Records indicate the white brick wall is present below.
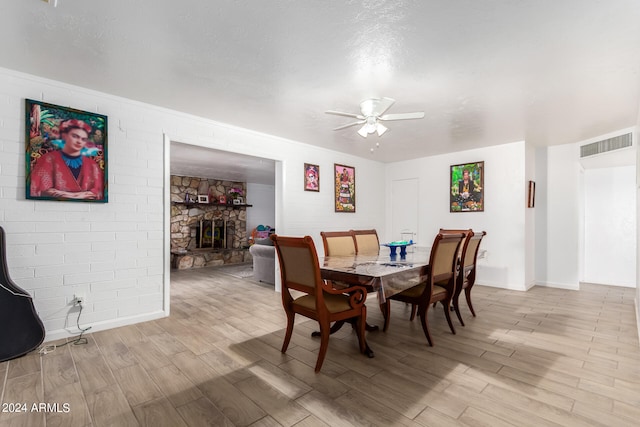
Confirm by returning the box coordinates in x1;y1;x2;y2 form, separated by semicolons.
0;66;387;341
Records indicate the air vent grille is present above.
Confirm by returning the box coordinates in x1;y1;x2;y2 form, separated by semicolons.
580;133;632;157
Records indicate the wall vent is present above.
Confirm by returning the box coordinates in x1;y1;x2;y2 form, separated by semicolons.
580;133;632;158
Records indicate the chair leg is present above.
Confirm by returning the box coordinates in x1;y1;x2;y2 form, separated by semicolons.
315;321;331;372
381;300;391;332
356;307;367;354
281;311;295;353
452;295;465;326
418;304;434;346
465;288;476;317
409;304;417;321
441;300;456;335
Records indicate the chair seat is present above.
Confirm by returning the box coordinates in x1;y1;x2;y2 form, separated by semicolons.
397;282;447;299
293;293;353;313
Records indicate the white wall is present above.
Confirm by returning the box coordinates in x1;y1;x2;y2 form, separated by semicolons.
534;147;549;286
386;141;528;290
278;159;386;256
246;182;275;239
541;143;582;289
542;129;637;290
525;142;536;289
0;67;386;340
583;165;636;287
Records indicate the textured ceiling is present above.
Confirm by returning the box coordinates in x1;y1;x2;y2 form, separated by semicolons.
2;1;640;179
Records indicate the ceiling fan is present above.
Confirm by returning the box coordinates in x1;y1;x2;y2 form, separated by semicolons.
326;97;424;137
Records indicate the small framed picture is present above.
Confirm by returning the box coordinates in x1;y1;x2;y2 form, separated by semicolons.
334;163;355;212
304;163;320;192
218;195;226;204
233;197;243;205
197;195;209;204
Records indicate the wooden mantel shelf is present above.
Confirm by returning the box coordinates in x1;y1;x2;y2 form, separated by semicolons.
172;201;253;208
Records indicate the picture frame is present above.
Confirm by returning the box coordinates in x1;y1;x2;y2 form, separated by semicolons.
233;197;243;205
450;161;484;212
25;99;108;203
334;163;356;212
198;195;209;204
218;195;226;204
304;163;320;192
528;180;535;208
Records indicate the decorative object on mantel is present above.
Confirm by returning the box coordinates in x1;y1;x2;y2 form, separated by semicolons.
25;99;108;203
184;192;196;204
450;161;484;212
228;186;243;200
198;195;209;203
334;163;355;212
233;197;244;205
218;194;226;204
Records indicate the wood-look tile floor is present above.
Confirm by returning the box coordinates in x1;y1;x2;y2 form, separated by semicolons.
1;268;639;426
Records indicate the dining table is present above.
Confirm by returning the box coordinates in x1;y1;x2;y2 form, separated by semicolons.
320;251;429;303
316;251;430;358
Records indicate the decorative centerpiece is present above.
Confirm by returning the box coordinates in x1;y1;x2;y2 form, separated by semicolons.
382;240;414;258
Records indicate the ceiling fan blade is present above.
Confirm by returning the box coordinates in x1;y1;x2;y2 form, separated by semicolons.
379;112;425;121
333;120;365;131
376;123;388;136
374;97;396;116
361;97;396;117
357;124;369;138
325;110;365;119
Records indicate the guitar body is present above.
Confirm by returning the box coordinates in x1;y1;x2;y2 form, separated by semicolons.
0;226;45;362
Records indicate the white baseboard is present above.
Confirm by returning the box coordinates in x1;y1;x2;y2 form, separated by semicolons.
43;310;168;343
636;297;640;348
535;281;580;290
475;282;527;291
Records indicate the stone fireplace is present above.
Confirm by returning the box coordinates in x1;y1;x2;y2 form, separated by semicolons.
170;175;250;269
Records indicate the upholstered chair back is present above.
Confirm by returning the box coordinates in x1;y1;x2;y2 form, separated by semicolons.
352;230;380;255
320;231;356;257
278;244;318;291
429;234;464;282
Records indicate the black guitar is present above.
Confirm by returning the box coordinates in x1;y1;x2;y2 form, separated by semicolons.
0;226;45;362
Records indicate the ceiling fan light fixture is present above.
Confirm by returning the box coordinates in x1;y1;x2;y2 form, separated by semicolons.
326;97;423;139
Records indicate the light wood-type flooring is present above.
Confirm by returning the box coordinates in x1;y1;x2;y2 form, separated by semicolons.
1;267;639;426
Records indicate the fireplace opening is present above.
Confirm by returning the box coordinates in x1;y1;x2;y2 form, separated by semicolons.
196;219;235;249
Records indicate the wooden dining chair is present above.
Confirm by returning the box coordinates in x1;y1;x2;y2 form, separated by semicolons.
440;229;487;325
271;234;368;372
381;232;465;346
351;229;380;255
320;230;356;257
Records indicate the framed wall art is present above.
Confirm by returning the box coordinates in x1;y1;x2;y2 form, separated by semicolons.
198;195;209;204
25;99;108;202
450;161;484;212
528;180;535;208
334;163;355;212
304;163;319;192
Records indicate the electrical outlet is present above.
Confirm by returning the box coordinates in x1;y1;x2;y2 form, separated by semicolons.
73;294;85;305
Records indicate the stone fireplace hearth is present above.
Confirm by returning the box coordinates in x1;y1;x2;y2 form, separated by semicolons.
170;175;250;269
